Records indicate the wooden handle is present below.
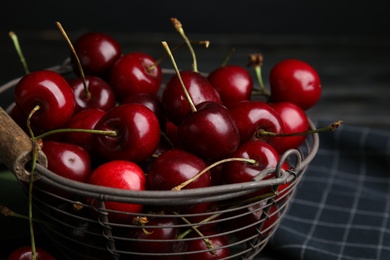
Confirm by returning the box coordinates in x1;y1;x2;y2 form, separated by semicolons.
0;106;47;182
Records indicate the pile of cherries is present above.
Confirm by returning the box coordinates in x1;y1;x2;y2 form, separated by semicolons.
7;22;322;259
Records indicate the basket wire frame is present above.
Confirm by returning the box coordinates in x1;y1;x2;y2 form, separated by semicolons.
1;60;319;259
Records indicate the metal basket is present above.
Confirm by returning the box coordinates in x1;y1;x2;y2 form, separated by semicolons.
0;61;319;260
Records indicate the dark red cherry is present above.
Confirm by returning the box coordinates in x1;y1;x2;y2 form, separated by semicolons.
147;148;211;191
109;52;162;101
207;64;253;108
62;108;106;154
228;100;286;154
269;59;321;110
178;101;240;162
185;228;230;259
162;70;221;126
14;70;76;131
269;101;309;153
93;103;161;163
127;216;186;259
8;246;55;260
122;92;166;131
67;75;116;113
71;31;122;78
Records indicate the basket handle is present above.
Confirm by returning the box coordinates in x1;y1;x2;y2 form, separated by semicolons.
0;107;47;182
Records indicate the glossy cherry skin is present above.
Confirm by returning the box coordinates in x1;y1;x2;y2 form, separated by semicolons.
269;101;309;153
162;70;221;126
37;140;92;199
178;101;240;162
14;70;76;131
207;64;253;108
147;148;211;190
127;216;186;259
121;92;166;131
228;100;286;154
221;140;280;186
67;75;116;113
269;59;321;110
71;31;122;78
109;52;162;101
93;103;160;163
87;160;146;223
185;228;230;259
8;246;55;260
62;108;106;153
42;141;92;183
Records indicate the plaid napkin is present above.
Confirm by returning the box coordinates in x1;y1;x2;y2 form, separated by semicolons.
264;121;390;260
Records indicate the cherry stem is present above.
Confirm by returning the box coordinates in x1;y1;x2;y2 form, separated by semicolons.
148;40;210;73
171;18;199;72
56;21;90;99
220;48;236;67
0;205;51;226
27;105;40;139
257;120;343;138
175;213;216;255
162;41;197;113
248;53;270;97
9;31;30;74
34;128;118;140
172;157;257;191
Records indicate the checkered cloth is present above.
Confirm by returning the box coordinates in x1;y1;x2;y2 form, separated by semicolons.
264;121;390;260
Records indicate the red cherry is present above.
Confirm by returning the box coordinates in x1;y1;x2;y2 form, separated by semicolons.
228;100;286;154
178;101;240;162
185;228;230;259
42;141;91;183
269;59;321;110
93;103;161;162
147;148;211;190
183;201;221;231
121;92;166;131
14;70;76;131
87;160;146;223
162;70;221;126
8;246;55;260
127;216;186;259
207;64;253;108
221;140;280;187
37;140;91;199
67;75;116;113
269;101;309;153
62;108;106;153
71;31;122;78
109;52;162;101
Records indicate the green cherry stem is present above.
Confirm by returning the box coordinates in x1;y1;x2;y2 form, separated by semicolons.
172;157;257;191
162;40;197;113
56;21;90;99
34;128;118;140
9;31;30;74
175;213;216;255
257;120;343;138
148;40;210;73
171;18;199;72
248;53;270;97
220;47;236;67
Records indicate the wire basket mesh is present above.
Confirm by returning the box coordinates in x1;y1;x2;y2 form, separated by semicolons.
0;61;319;259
